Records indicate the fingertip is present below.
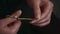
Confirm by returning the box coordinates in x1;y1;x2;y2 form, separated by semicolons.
16;10;22;16
18;10;22;15
30;18;39;23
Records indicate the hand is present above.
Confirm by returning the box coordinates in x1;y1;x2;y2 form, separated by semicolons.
27;0;54;27
0;10;22;34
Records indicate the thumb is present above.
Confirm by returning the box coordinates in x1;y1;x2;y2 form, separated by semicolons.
30;2;41;23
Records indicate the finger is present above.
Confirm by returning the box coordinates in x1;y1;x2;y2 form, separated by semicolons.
37;5;53;24
34;2;53;26
30;2;41;23
10;10;22;18
41;1;53;19
0;10;22;27
31;19;51;27
33;0;41;19
39;19;51;27
9;20;21;33
30;7;41;23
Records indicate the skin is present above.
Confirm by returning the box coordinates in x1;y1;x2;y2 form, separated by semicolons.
0;0;54;34
27;0;54;27
0;10;22;34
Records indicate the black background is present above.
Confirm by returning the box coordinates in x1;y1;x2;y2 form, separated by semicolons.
51;0;60;19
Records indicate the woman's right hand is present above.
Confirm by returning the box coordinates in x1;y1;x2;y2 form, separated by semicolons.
0;10;22;34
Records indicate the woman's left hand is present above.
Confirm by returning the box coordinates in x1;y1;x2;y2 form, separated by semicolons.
27;0;54;27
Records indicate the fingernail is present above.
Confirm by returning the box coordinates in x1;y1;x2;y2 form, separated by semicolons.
19;10;22;14
30;20;36;23
30;20;33;23
30;18;37;23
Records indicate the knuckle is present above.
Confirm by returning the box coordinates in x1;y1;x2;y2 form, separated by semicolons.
51;3;54;7
49;1;54;8
51;3;54;8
